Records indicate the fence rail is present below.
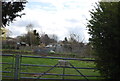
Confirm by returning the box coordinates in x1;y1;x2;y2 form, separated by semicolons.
2;54;95;61
2;63;97;69
1;54;103;80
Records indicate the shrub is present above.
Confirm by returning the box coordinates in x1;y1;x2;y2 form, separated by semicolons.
87;2;120;80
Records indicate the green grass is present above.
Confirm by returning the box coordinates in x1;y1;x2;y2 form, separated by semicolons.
2;54;101;80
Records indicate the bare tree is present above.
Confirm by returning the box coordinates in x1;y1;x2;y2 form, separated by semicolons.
49;34;58;43
26;24;33;32
26;24;33;47
68;31;85;43
40;34;50;46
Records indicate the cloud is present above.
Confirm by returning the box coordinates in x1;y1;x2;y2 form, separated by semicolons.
7;0;99;43
6;25;27;37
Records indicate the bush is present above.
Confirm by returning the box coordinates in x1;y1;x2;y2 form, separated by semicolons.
2;45;15;49
87;2;120;80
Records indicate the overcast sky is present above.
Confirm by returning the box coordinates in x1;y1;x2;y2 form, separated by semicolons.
6;0;99;43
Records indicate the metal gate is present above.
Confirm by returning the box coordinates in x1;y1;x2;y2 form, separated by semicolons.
1;54;104;81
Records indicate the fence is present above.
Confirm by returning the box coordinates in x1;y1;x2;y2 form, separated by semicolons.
1;54;103;81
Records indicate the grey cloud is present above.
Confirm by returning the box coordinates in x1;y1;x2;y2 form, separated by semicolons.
11;20;40;28
66;19;80;23
67;26;86;34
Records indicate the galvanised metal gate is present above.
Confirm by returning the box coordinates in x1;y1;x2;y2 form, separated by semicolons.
1;54;104;81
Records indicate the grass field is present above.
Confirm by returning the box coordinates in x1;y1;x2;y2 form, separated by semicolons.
2;54;101;80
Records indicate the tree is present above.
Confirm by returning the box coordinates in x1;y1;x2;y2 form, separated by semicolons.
33;30;40;45
19;24;40;46
19;30;40;46
64;37;68;42
62;37;68;44
2;2;26;27
49;34;58;43
26;24;33;32
68;33;80;43
25;24;34;46
41;34;50;46
87;2;120;80
1;2;26;37
0;27;12;40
